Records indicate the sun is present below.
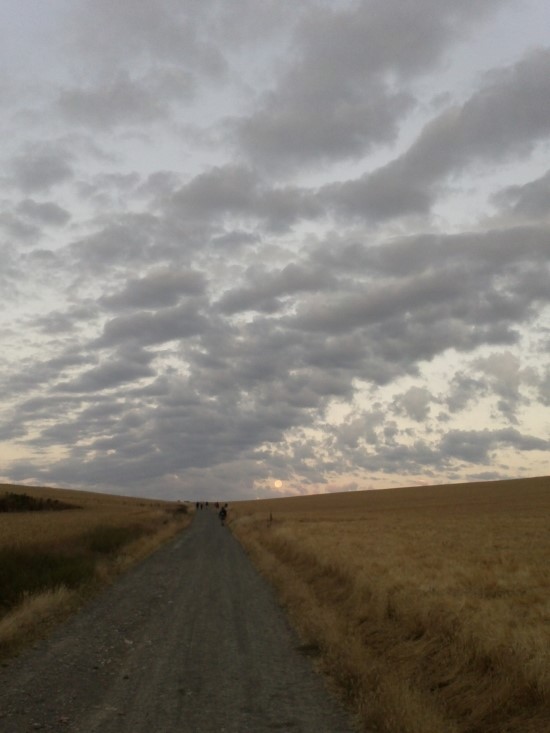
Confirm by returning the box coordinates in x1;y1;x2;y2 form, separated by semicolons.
274;479;283;488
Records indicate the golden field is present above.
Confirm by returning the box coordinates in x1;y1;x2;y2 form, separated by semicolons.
0;483;184;550
231;476;550;733
0;483;191;658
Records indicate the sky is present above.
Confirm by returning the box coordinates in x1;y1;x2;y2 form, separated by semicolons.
0;0;549;501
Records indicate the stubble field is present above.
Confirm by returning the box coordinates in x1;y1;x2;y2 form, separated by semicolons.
231;476;550;733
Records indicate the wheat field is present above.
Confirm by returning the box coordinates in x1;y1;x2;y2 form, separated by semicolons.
0;483;183;550
231;476;550;733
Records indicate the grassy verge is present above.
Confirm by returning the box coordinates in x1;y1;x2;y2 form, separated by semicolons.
231;478;550;733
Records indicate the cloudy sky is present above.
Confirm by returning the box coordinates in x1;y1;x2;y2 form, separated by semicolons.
1;0;549;501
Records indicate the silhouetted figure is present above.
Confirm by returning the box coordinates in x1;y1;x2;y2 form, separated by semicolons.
219;506;227;526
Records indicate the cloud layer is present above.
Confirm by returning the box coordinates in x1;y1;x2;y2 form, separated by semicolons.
0;0;548;499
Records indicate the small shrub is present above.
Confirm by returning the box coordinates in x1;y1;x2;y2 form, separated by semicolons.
0;492;79;513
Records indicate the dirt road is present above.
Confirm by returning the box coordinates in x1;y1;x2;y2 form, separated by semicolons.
0;510;357;732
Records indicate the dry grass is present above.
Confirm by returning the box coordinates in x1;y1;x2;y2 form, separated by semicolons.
0;587;82;659
0;483;191;659
231;476;550;733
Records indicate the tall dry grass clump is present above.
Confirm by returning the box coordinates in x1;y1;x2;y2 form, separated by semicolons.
0;483;191;659
232;477;550;733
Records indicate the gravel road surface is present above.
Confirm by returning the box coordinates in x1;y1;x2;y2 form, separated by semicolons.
0;509;357;732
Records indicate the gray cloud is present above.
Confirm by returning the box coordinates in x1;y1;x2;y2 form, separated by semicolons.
57;350;156;393
16;199;71;226
0;213;40;242
493;169;550;221
540;367;550;406
472;351;526;423
445;373;488;414
440;427;548;464
392;386;433;422
68;0;227;77
101;268;207;311
138;171;182;202
170;164;321;231
0;243;23;296
216;262;336;314
234;0;503;169
235;80;413;172
68;213;160;273
10;145;74;192
324;48;550;220
97;303;209;348
58;69;194;130
325;418;548;479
